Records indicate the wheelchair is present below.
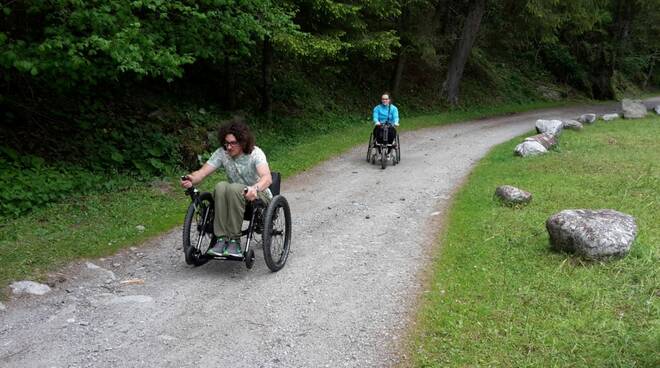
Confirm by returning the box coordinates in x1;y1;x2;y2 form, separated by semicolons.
366;123;400;169
181;172;292;272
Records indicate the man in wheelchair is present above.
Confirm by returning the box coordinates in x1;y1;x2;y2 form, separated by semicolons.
372;92;400;154
181;119;272;257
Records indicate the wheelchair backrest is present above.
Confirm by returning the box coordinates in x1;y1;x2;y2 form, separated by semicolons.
269;172;281;196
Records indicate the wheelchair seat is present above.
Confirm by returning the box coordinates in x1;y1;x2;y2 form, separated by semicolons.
269;172;281;196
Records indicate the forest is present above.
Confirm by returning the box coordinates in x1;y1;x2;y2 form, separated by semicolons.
1;0;659;217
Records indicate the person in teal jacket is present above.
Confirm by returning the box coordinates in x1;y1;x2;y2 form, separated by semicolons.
372;92;399;150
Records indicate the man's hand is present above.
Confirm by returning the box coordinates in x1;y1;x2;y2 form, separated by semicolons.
375;122;382;126
244;186;258;201
181;175;193;189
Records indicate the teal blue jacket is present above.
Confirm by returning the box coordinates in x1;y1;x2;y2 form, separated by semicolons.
372;104;399;125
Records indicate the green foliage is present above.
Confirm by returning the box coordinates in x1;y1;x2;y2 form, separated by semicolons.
0;0;297;87
0;147;134;218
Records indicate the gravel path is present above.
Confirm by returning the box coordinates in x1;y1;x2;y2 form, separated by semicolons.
2;99;659;368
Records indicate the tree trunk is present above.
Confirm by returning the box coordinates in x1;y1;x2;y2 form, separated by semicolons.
222;56;236;110
260;36;274;119
391;51;406;97
441;0;486;106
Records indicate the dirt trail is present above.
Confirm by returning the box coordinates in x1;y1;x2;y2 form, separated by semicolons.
2;98;659;368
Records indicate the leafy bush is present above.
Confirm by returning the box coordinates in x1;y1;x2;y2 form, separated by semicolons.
0;146;134;218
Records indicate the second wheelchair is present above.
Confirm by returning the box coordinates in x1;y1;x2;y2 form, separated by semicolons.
366;123;400;169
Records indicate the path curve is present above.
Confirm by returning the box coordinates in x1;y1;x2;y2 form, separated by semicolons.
2;98;659;367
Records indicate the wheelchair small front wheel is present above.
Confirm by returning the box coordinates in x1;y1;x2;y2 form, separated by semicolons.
262;195;292;272
245;248;255;269
396;135;401;163
366;132;374;162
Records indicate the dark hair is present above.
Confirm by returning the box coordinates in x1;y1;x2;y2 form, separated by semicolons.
218;117;255;154
381;92;392;101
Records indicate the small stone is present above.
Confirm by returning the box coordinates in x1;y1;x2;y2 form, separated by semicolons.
524;133;557;149
578;113;597;124
535;119;563;136
136;225;146;232
621;99;647;119
67;318;75;323
430;211;441;216
602;113;620;121
86;262;101;270
365;215;370;219
562;119;583;130
495;185;532;206
654;105;660;114
106;295;153;305
78;321;90;326
119;279;145;285
112;263;121;268
514;141;547;157
0;302;6;311
10;281;51;296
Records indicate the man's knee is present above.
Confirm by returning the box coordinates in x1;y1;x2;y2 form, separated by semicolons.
214;181;229;195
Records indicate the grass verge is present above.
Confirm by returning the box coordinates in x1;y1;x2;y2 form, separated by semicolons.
410;115;659;367
0;99;585;294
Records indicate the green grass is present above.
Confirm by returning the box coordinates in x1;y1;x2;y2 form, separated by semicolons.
411;115;660;367
0;99;586;295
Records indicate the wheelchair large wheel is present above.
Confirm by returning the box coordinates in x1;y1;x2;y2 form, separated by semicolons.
182;192;214;266
366;132;374;162
395;135;401;164
262;195;292;272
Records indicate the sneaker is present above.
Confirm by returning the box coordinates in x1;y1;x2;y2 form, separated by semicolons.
206;238;226;256
226;239;242;257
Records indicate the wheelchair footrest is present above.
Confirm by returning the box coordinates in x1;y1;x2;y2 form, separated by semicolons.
208;254;245;261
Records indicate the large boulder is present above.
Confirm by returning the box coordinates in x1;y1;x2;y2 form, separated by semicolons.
546;209;637;260
654;105;660;114
514;141;547;157
524;133;557;150
10;281;51;295
621;99;647;119
535;119;563;136
578;113;597;124
602;113;620;121
562;119;583;130
495;185;532;205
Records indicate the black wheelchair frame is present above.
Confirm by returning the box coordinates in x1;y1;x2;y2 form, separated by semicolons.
366;123;401;169
182;172;292;272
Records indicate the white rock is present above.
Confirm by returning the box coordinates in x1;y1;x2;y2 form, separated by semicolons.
86;262;101;270
107;295;154;305
546;209;637;259
136;225;146;231
578;113;597;124
0;302;6;311
514;141;547;157
621;99;647;119
10;281;51;296
495;185;532;205
654;105;660;114
562;119;583;130
535;119;564;136
602;113;620;121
